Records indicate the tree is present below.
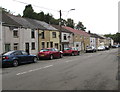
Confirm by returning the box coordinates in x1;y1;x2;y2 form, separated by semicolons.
37;11;45;21
23;4;35;19
76;21;86;31
66;18;74;28
104;32;120;44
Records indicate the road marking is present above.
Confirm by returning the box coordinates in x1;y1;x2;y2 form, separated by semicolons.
16;65;53;76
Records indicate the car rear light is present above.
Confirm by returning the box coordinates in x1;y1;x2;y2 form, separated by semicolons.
3;56;9;60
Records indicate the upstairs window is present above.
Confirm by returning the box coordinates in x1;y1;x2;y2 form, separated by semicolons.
31;30;35;38
41;32;45;39
13;30;18;38
52;32;56;38
63;34;67;40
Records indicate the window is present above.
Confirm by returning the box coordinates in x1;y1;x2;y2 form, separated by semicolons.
41;32;45;39
50;42;53;48
80;36;82;39
13;51;22;55
14;43;18;50
31;42;35;50
47;42;49;48
52;32;56;38
55;43;58;49
21;51;28;55
76;44;79;47
13;30;18;38
42;42;45;48
31;30;35;38
5;44;11;52
64;34;67;40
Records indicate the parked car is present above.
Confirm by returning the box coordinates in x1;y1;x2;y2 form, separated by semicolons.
105;46;110;50
86;46;96;53
97;46;105;51
38;48;63;60
2;50;37;67
112;45;118;48
63;47;80;56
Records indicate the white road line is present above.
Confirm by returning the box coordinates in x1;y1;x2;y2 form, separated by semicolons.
16;64;53;76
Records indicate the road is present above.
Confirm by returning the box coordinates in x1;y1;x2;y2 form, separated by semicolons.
2;48;119;90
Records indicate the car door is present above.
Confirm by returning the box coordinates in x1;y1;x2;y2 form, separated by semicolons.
21;51;30;62
54;48;60;58
13;51;24;63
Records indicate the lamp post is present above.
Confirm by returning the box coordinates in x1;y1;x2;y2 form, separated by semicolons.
59;9;75;51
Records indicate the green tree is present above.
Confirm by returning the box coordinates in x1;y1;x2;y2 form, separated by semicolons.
23;4;35;19
76;21;86;31
104;32;120;44
37;11;45;21
66;18;74;28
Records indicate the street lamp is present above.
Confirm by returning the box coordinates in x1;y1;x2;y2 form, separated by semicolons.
59;9;75;51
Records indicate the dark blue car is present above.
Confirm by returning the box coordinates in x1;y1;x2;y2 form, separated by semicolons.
2;50;38;67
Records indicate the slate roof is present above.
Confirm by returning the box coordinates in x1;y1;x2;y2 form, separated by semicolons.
7;14;37;29
63;26;90;37
34;20;57;31
2;13;21;27
91;34;104;39
25;18;46;30
51;25;72;33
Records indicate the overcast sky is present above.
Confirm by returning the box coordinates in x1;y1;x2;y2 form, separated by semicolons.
1;0;119;34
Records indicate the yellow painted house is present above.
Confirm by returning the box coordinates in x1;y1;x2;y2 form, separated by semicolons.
35;20;59;51
38;30;60;50
63;26;90;51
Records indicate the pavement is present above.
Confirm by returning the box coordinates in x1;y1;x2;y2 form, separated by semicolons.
2;48;119;91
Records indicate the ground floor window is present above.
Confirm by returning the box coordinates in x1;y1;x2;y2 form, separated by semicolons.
14;43;18;50
42;42;45;49
5;44;11;52
50;42;53;48
55;43;58;49
31;42;35;50
47;42;49;48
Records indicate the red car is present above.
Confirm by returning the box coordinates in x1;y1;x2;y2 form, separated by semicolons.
63;47;80;56
38;48;63;60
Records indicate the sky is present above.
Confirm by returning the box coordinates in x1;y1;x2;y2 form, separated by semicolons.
0;0;119;34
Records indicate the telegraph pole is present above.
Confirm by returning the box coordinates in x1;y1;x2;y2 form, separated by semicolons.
59;10;62;51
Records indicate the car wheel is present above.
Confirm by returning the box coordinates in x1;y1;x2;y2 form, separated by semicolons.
33;57;38;63
49;55;53;60
60;54;63;58
71;52;74;56
13;60;19;67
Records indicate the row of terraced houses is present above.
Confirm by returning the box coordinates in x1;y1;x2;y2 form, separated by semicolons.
0;13;114;55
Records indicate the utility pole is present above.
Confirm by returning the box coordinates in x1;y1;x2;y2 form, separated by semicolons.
59;10;62;51
59;9;75;51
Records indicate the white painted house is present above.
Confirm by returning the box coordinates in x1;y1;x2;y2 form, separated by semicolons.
2;13;46;55
52;25;74;50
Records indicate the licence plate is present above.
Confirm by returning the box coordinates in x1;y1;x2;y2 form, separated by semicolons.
41;55;44;56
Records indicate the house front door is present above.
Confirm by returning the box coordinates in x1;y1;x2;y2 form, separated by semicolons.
25;43;29;54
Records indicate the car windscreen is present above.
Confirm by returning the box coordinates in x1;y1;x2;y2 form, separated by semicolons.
87;46;92;49
3;51;15;55
64;48;71;50
40;49;50;52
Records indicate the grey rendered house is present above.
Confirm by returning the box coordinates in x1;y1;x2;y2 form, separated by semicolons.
2;13;46;55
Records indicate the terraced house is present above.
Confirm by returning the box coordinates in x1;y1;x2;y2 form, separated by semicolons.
34;21;59;50
2;13;46;55
63;26;90;51
51;25;74;50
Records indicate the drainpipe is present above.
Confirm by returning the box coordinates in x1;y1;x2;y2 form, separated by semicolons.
0;21;3;54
